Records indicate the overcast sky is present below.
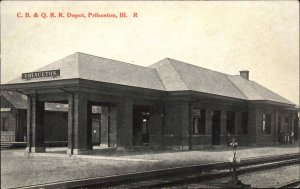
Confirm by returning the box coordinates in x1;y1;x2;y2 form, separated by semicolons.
1;1;299;104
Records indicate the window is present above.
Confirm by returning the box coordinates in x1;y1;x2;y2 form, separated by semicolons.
1;118;9;131
192;109;205;135
241;112;248;135
285;117;289;124
262;113;271;134
226;111;235;134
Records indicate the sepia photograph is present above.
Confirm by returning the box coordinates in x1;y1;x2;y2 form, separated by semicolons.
1;0;299;188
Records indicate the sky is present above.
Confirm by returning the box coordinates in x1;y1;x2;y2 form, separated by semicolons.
1;1;299;104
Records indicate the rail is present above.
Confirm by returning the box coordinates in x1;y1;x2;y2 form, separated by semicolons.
276;180;300;188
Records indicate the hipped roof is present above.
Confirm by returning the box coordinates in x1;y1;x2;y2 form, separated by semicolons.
9;53;165;91
6;52;294;105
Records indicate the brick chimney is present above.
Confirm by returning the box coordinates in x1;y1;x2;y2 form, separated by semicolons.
240;70;249;80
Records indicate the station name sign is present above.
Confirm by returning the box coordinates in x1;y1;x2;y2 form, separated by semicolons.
22;70;60;80
1;108;11;112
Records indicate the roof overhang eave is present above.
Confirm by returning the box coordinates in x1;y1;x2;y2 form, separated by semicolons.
250;100;295;108
167;90;247;102
0;78;81;91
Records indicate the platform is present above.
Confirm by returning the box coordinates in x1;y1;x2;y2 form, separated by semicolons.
1;143;299;188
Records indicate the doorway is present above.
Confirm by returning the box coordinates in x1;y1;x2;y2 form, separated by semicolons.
211;110;221;145
294;119;299;141
91;105;112;148
92;114;101;145
133;105;150;146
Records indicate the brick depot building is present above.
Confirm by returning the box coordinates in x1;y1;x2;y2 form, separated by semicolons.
1;52;298;154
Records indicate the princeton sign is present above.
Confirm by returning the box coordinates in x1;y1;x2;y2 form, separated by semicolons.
1;108;11;112
22;70;60;80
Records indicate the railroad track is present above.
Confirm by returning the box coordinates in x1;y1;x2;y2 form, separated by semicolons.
13;153;300;189
115;158;300;188
276;180;300;188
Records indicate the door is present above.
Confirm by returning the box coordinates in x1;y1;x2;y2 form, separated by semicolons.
141;115;150;145
92;115;101;145
212;111;221;145
133;105;150;146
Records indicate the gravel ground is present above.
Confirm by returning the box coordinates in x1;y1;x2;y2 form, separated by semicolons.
1;150;159;188
1;144;299;188
178;164;300;188
238;165;299;188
